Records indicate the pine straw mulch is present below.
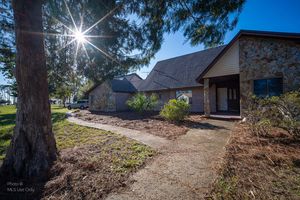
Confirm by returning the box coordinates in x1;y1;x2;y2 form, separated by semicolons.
75;110;206;140
209;123;300;199
42;135;155;200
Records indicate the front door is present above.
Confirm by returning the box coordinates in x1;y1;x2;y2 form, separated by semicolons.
213;75;240;114
217;88;228;111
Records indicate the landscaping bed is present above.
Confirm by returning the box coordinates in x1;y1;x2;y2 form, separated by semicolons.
75;110;206;139
209;123;300;199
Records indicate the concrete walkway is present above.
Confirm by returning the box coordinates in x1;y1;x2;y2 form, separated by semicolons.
67;117;171;149
68;115;234;200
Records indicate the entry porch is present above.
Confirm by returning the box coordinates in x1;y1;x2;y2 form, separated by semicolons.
203;74;241;117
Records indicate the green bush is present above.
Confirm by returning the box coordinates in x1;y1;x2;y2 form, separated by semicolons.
245;91;300;138
160;99;190;122
127;93;158;113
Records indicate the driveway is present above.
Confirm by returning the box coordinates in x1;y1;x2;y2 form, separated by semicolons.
68;116;234;200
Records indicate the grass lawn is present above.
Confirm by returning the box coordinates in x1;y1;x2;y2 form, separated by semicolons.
0;105;155;199
0;105;70;159
0;105;16;160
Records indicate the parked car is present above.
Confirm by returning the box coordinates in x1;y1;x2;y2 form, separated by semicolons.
67;100;89;110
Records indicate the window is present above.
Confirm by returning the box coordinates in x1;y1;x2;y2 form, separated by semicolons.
253;78;283;97
176;90;192;104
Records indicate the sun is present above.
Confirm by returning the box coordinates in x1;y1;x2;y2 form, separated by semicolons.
74;31;86;43
50;1;120;64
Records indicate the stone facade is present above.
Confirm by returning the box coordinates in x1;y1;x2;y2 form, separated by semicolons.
89;81;116;111
89;82;134;112
239;36;300;116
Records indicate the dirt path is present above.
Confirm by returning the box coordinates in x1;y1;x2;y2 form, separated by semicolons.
68;116;234;199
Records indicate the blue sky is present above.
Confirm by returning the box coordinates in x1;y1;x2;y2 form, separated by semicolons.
1;0;300;84
136;0;300;78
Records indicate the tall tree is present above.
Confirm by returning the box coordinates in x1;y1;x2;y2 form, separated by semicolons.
1;0;56;179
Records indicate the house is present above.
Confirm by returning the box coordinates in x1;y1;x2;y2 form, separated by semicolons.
89;30;300;116
88;73;142;111
138;45;225;112
139;30;300;117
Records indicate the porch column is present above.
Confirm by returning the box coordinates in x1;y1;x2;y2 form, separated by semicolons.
204;78;210;116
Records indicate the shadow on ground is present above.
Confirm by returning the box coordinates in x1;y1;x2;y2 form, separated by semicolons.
0;111;67;161
0;112;67;126
51;112;67;124
0;167;51;200
182;120;228;130
0;114;16;127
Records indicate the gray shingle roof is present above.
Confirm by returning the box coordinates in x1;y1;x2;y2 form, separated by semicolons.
111;79;137;93
122;73;143;89
88;74;141;94
139;45;226;91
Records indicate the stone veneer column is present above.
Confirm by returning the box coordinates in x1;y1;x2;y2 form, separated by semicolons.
204;78;210;116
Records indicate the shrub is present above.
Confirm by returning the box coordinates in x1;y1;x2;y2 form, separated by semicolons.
160;99;190;122
245;91;300;138
127;93;158;113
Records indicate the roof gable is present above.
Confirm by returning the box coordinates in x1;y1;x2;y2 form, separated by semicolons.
203;41;239;78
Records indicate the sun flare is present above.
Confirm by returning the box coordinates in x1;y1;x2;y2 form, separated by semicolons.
74;31;86;43
47;0;120;65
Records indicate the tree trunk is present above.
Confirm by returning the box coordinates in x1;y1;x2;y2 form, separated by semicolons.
1;0;57;180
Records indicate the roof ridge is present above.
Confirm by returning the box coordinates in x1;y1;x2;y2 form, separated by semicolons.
156;45;227;64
